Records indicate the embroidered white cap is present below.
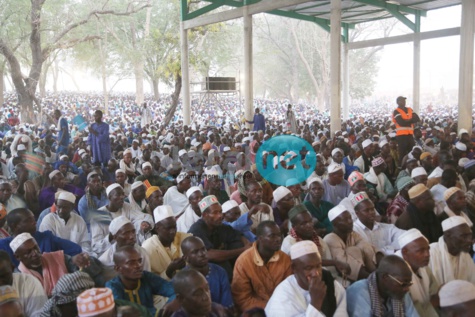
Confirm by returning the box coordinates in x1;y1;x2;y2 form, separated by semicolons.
153;205;174;223
442;216;468;232
290;240;320;260
10;233;34;253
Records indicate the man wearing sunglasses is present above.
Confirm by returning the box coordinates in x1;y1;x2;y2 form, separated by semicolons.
347;254;419;317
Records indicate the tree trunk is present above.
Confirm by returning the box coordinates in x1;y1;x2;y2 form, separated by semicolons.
134;60;144;105
163;72;182;126
52;59;60;93
152;78;159;101
39;63;48;98
0;65;4;106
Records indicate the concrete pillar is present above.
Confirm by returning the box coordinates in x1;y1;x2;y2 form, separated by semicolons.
413;34;421;113
342;44;350;120
330;0;342;135
457;0;475;134
180;22;191;125
243;6;253;127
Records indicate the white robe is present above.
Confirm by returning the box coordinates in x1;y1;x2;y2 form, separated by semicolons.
239;202;274;231
39;212;92;255
429;236;475;285
395;251;439;317
265;274;348;317
12;273;47;317
91;203;153;256
176;205;200;233
163;186;189;216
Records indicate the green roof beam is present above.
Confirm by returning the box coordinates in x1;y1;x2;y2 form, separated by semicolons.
183;1;225;21
353;0;427;17
293;2;331;12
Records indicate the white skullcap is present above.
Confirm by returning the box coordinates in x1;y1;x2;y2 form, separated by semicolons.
142;162;152;169
188;150;196;157
459;157;470;168
106;183;122;196
10;232;34;253
49;170;61;180
455;142;467;151
312;141;321;146
57;191;76;204
109;216;131;235
458;128;469;138
21;136;29;142
398;228;427;249
178;149;187;157
153;205;174;223
442;216;468;232
60;155;69;160
186;186;201;198
176;173;187;184
222;200;239;213
78;149;86;155
379;139;388;148
331;148;343;157
328;205;348;222
273;186;292;203
327;163;342;174
132;139;139;144
115;169;126;175
17;144;26;151
411;167;427;178
290;240;320;260
307;177;323;187
362;139;373;149
439;280;475;307
223;146;231;152
131;181;144;190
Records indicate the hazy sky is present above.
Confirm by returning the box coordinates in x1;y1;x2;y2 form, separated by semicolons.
372;5;464;103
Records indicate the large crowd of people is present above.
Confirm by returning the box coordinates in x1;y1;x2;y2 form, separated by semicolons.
0;90;475;317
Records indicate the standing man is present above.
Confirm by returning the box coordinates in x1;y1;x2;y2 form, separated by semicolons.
140;102;152;127
392;96;420;166
54;109;69;156
88;110;110;167
246;108;266;132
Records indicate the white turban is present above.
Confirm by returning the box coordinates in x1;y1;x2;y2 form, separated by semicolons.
290;240;320;260
109;216;131;235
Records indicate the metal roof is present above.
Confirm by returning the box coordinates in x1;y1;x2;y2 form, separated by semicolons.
184;0;462;33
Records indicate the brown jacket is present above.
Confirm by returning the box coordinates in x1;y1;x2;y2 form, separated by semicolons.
231;242;292;312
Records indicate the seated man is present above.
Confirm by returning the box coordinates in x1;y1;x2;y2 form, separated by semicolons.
238;180;274;231
222;200;256;242
39;191;92;254
126;181;147;213
272;186;296;235
106;245;176;317
346;255;419;317
0;180;27;213
0;250;47;317
172;269;227;317
439;187;473;232
135;161;173;192
181;236;233;308
176;187;203;233
232;221;292;312
0;285;24;317
98;216;151;281
352;192;405;255
0;208;82;267
77;172;108;230
91;184;152;256
397;229;439;317
202;170;230;204
395;184;443;243
142;206;190;280
188;195;250;279
265;241;348;316
322;163;350;206
38;170;84;211
10;233;92;296
324;205;377;282
386;177;414;225
429;216;475;285
163;172;192;217
281;204;349;277
439;280;475;317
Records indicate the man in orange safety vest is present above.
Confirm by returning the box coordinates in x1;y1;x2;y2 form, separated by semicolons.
392;96;420;166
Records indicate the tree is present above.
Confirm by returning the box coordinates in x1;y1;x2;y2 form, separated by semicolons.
0;0;149;123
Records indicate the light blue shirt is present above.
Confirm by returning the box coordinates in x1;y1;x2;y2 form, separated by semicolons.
346;279;420;317
78;192;109;231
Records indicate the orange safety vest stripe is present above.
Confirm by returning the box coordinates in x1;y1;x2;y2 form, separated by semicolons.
392;107;414;136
